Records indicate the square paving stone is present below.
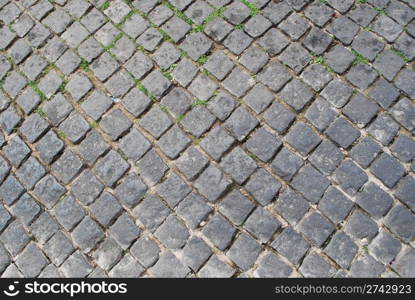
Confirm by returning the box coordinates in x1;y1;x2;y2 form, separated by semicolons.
351;31;384;61
202;214;236;250
142;70;172;99
256;28;289;59
224;107;258;141
52;150;83;185
263;0;292;24
325;231;358;269
368;78;399;109
300;64;332;92
105;71;135;98
239;46;269;73
125;51;153;80
384;205;415;243
328;15;359;45
198;254;235;277
130;235;160;268
21;54;47;81
153;42;181;70
324;44;355;74
171;58;198;87
182;236;212;272
149;251;189;278
227;233;261;271
299;251;337;278
243;84;273;114
279;13;310;40
180;32;212;60
156;172;191;208
244;207;281;243
66;73;93;102
103;0;131;23
373;49;405;81
78;130;110;166
8;39;32;64
55;50;81;75
90;52;119;81
61;22;89;48
0;175;24;206
356;182;393;219
3;71;27;98
309;140;344;175
346;63;378;90
15;242;48;277
93;237;123;270
272;227;310;264
161;87;193;118
11;193;40;226
367;114;399;146
344;210;378;241
181;106;216;137
318;186;353;224
274;187;309;225
244;14;272;38
254;252;293;278
89;191;122;227
71;216;104;252
81;7;106;33
205;51;234;81
223;1;250;24
200;126;235;161
371;153;405;188
44;231;75;266
121;88;151;117
245;127;281;162
223;30;253;55
100;108;132;140
194;165;231;202
372;15;403;42
175;145;208;180
95;22;121;46
298;211;334;247
108;254;145;278
60;251;93;277
369;231;402;265
155;215;189;249
220;147;257;184
114;173;147;208
138;150;169;187
285;122;321;156
176;192;212;229
0;221;30;257
43;93;73;126
279;42;311;74
395;175;415;211
203;17;233;42
292;164;330;203
303;27;333;55
185;0;213;24
343;93;379;127
110;213;141;249
42;37;67;63
20;113;49;143
33;175;66;209
223;67;255;98
189;73;218;100
257;61;291;92
321;79;353;108
71;169;104;205
395;68;415;100
94;150;129;187
325;117;360;149
162;16;191;43
119;128;151;161
219;189;254;225
391;98;415;131
139;105;173;138
16;156;46;190
333;159;368;196
54;195;86;231
350;253;385;278
271;147;303;180
391;247;415;278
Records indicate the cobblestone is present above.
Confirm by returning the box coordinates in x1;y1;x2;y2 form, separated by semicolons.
0;0;413;278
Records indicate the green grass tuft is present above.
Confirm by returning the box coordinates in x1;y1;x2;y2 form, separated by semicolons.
240;0;261;16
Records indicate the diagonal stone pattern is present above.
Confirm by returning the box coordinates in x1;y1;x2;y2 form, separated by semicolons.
0;0;414;278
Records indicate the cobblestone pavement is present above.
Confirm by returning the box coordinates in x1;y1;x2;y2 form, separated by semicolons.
0;0;414;278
